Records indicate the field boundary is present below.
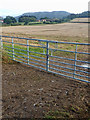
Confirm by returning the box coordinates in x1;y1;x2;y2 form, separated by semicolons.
0;35;90;83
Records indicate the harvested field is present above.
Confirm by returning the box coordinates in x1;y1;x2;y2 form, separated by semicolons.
70;18;88;23
2;23;88;40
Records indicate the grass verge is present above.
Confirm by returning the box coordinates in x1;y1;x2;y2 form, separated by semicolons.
1;49;16;64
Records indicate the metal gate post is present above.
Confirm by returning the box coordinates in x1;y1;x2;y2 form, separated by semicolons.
27;39;29;64
73;44;77;78
0;36;3;49
46;42;49;72
12;38;15;60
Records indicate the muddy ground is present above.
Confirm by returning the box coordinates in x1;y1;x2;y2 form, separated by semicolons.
2;62;90;119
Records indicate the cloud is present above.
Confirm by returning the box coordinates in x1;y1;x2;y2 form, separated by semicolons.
0;0;89;17
0;9;22;17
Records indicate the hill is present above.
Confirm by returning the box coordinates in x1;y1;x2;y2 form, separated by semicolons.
78;11;90;18
16;11;70;20
65;11;90;20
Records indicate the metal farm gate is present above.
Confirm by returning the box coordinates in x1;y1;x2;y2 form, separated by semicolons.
0;35;90;83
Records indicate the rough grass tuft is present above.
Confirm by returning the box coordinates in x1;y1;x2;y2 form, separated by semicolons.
1;49;16;64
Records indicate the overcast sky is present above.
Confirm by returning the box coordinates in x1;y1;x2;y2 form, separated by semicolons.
0;0;89;17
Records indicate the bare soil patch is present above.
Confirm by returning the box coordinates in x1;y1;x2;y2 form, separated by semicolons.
2;62;90;119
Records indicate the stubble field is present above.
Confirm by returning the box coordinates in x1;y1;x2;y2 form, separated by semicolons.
2;22;88;42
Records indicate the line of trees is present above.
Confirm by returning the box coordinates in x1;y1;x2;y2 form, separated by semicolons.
18;16;37;24
3;15;63;26
2;11;90;26
3;15;37;25
65;11;90;20
3;16;17;24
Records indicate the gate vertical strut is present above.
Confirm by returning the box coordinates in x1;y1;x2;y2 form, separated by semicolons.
12;38;15;60
27;40;29;65
46;42;49;72
73;44;77;78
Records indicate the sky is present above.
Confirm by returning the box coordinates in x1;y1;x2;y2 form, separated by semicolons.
0;0;89;17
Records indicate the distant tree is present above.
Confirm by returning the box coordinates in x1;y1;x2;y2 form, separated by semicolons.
18;16;37;22
40;17;49;20
78;11;90;18
4;16;17;24
65;11;90;21
24;21;29;25
53;19;61;23
66;14;76;20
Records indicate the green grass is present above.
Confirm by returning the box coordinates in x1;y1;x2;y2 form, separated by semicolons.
3;43;46;61
45;104;88;119
70;105;83;114
3;43;43;53
3;40;88;62
1;49;16;64
3;43;75;59
45;110;72;119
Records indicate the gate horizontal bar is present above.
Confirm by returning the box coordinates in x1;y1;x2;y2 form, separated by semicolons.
1;35;90;45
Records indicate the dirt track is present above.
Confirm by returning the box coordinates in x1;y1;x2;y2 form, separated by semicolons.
2;62;90;119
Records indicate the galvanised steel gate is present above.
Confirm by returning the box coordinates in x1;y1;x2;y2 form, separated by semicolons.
0;35;90;83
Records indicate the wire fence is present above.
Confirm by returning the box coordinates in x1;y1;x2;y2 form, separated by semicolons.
0;35;90;83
